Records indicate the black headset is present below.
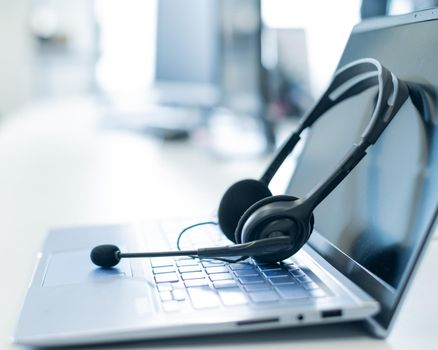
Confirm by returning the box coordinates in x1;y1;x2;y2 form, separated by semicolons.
90;58;415;268
216;58;410;262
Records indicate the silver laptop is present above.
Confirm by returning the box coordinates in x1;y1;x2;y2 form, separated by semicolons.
14;9;438;347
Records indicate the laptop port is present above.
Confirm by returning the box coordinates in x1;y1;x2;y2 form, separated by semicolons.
321;309;343;318
236;318;279;326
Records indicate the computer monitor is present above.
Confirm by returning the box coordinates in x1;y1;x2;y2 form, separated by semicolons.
286;9;437;335
154;0;220;107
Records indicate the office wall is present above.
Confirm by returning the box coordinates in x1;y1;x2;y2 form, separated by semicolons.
0;0;34;120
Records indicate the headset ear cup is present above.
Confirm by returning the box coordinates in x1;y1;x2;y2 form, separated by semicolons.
218;179;272;242
235;195;299;244
309;213;315;238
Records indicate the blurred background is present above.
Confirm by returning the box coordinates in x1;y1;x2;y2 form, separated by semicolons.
0;0;437;155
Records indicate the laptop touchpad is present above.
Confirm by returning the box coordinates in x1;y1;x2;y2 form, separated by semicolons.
43;250;132;287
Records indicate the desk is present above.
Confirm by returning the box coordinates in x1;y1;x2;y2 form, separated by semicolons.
0;96;437;349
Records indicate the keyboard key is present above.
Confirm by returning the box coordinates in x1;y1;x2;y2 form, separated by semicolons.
213;280;238;289
157;283;173;292
262;269;290;278
178;265;202;273
219;256;243;261
150;257;174;268
268;276;296;285
153;266;175;274
206;266;229;274
218;288;247;306
309;289;327;298
184;279;209;287
229;263;254;270
175;256;195;261
238;276;265;284
155;273;179;283
172;289;187;301
249;290;280;303
174;279;186;286
285;264;299;271
202;260;225;267
181;272;205;280
290;269;305;277
275;285;308;300
187;287;220;309
244;283;271;292
209;273;233;281
162;300;180;312
159;291;173;301
302;282;320;290
296;275;313;283
257;263;283;271
233;269;259;277
176;259;199;267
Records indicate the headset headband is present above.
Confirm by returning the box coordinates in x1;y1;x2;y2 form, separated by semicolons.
260;58;409;193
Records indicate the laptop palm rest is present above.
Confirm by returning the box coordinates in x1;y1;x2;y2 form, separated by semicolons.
43;250;132;287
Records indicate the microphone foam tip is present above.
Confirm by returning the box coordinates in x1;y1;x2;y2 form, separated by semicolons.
90;244;121;268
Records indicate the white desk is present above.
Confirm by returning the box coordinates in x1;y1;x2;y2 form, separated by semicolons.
1;96;437;349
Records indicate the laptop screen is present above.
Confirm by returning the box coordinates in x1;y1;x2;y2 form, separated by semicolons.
286;9;437;333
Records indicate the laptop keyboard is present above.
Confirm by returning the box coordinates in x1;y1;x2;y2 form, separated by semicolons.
145;221;328;313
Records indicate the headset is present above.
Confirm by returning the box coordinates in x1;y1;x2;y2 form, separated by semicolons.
90;58;414;268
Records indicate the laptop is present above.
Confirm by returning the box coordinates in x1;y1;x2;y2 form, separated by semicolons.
14;9;438;347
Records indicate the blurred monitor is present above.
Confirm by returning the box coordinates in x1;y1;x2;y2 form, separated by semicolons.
207;0;276;155
262;28;313;118
153;0;220;107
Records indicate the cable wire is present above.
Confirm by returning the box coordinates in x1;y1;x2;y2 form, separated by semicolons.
176;221;248;263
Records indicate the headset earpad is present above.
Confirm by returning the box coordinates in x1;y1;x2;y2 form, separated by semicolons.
308;210;315;240
235;195;298;243
236;195;315;245
218;179;272;242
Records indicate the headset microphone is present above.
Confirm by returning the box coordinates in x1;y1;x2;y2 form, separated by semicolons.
90;236;294;268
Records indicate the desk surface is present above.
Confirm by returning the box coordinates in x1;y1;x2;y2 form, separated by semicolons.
0;96;437;349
